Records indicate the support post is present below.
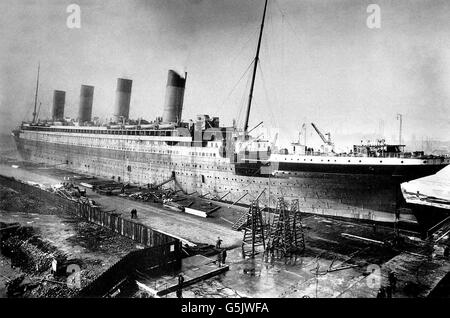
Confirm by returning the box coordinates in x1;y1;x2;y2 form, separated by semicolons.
228;192;248;208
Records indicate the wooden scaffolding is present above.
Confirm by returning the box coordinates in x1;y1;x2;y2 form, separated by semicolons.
266;198;305;259
241;201;266;258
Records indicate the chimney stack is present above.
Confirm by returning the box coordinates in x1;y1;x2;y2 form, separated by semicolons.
162;70;186;123
113;78;133;122
78;85;94;123
52;90;65;121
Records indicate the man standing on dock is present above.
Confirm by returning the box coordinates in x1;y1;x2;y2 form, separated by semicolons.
216;237;222;249
217;251;223;267
388;272;397;294
222;249;227;264
176;274;184;298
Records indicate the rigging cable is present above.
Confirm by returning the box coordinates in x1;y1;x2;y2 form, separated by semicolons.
22;106;32;123
256;0;284;135
257;63;280;133
273;0;305;50
214;59;255;119
211;25;260;115
236;66;254;129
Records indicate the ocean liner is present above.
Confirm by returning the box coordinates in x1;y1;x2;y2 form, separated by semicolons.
12;0;449;226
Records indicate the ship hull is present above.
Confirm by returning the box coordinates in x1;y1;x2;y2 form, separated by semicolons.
14;136;430;225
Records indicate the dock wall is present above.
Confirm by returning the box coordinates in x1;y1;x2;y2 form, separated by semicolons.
75;203;177;247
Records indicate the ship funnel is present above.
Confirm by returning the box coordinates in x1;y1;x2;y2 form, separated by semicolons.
162;70;186;123
113;78;133;122
52;90;66;121
78;85;94;123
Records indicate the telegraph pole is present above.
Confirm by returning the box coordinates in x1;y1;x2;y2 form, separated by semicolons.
396;114;403;145
32;62;40;123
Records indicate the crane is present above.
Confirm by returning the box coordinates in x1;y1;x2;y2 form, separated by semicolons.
311;123;333;146
311;123;335;154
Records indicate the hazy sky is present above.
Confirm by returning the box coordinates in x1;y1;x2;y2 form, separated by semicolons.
1;0;449;148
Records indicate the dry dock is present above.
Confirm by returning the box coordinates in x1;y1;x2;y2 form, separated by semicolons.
1;155;450;298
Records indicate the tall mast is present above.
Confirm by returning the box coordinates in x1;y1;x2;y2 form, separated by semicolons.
243;0;269;134
32;62;40;123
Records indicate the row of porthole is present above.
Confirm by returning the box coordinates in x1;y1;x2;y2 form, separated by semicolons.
30;139;228;166
35;139;178;156
32;137;226;163
209;185;286;196
28;128;176;137
33;135;192;154
284;157;418;164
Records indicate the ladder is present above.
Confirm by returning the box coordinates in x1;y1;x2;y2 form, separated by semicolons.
290;200;306;253
241;201;266;258
266;198;305;259
232;211;250;231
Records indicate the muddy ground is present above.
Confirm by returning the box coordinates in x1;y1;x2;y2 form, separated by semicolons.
0;184;140;298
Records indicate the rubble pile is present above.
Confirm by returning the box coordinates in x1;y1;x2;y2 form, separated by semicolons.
0;178;140;298
0;221;131;298
68;220;138;254
53;182;87;201
89;180;140;196
128;188;175;203
0;185;57;214
1;225;67;273
0;223;79;298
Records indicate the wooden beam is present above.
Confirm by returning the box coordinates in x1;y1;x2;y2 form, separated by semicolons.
228;192;248;208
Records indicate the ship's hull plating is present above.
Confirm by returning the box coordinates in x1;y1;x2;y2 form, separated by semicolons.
14;136;438;224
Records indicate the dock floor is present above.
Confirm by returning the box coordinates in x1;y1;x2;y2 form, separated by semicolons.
137;254;229;297
1;157;449;298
